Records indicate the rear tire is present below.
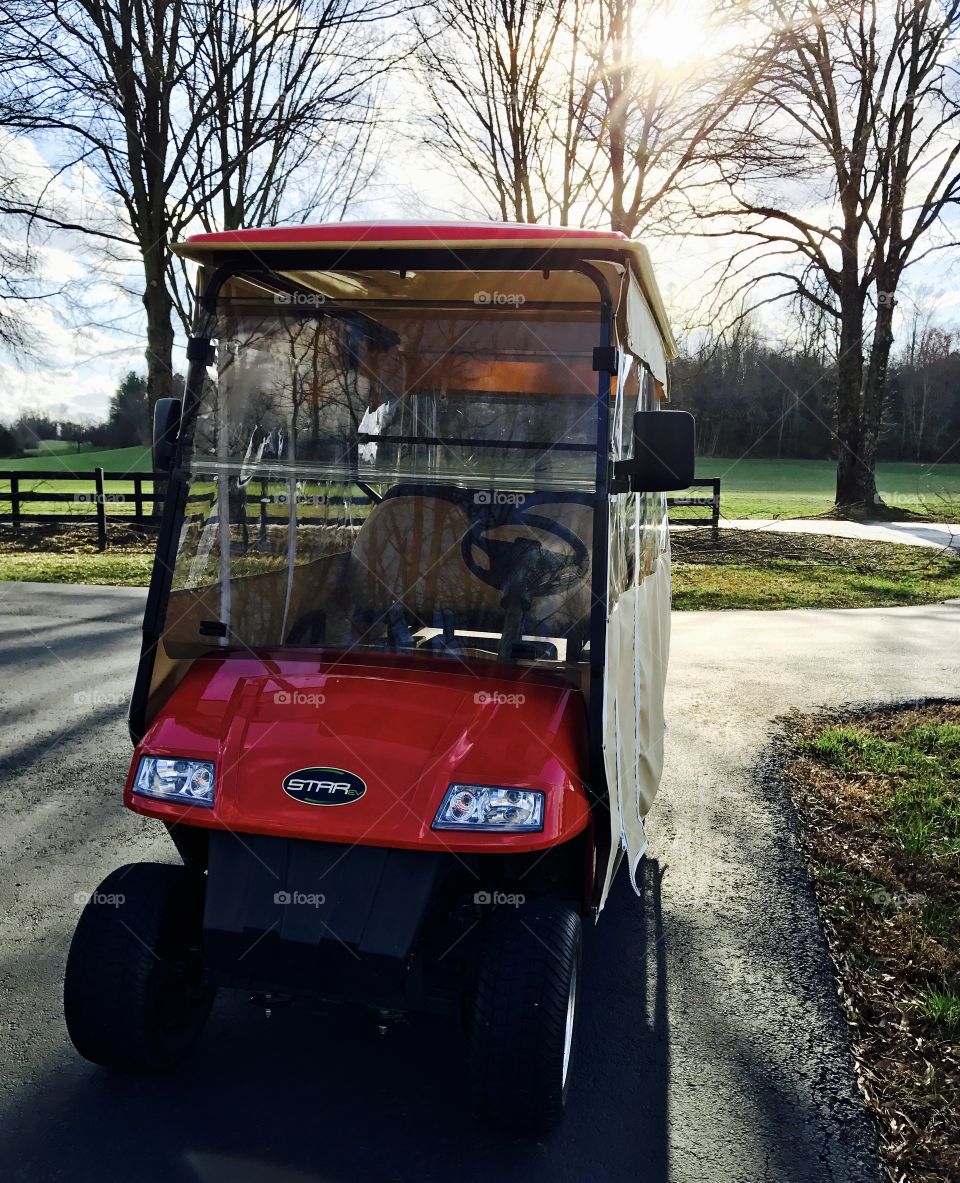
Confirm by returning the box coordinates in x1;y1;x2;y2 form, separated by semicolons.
64;862;215;1070
469;899;582;1134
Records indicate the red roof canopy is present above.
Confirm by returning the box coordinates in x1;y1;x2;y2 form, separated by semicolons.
181;220;632;250
173;220;676;361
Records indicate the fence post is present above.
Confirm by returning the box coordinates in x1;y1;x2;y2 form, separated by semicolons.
94;467;107;551
10;475;20;535
133;475;143;521
712;479;721;541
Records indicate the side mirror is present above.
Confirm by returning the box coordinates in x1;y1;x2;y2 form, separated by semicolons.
612;409;696;493
153;397;182;472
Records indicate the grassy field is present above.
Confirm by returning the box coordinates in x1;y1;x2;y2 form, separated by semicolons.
0;551;154;585
0;445;152;474
787;704;960;1183
671;529;960;610
19;439;95;458
0;446;156;520
1;449;957;521
683;457;960;520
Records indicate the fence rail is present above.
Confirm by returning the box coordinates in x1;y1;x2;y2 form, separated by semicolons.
1;468;723;550
0;468;162;550
666;478;721;538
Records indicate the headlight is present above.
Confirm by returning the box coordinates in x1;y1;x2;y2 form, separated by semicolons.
133;757;216;807
432;784;544;832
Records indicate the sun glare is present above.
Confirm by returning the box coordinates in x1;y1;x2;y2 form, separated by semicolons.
635;3;713;70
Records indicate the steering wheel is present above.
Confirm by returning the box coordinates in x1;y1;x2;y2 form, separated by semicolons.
460;507;590;607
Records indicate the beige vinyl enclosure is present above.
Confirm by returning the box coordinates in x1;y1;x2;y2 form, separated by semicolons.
156;229;677;908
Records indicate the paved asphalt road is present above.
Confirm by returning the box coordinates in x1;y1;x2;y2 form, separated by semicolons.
1;582;957;1183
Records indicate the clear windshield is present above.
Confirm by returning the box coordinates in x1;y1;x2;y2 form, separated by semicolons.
164;293;602;668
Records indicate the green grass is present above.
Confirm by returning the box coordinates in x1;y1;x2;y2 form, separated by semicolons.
0;445;152;474
682;457;960;520
19;439;94;457
804;722;960;858
1;451;957;521
2;450;957;513
0;552;154;585
671;531;960;610
791;705;960;1178
908;987;960;1040
672;559;960;610
0;446;155;519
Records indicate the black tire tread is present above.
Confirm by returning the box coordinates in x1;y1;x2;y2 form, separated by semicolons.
64;862;214;1071
469;899;582;1133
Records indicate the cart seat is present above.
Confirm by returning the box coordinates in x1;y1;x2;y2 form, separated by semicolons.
347;485;593;646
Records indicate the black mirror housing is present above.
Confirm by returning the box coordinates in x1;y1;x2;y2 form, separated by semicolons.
153;397;182;472
612;409;696;493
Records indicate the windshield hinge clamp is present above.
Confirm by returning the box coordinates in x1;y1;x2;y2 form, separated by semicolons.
592;345;619;373
186;336;214;364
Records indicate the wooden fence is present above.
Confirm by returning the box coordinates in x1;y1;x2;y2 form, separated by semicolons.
666;478;721;538
1;469;722;550
0;468;161;550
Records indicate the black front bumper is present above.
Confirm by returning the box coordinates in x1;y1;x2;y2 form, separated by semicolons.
202;832;446;1006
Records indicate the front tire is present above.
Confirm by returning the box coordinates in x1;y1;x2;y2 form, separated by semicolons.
469;899;582;1134
64;862;215;1070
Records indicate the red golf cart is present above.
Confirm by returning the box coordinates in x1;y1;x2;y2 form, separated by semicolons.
63;222;693;1132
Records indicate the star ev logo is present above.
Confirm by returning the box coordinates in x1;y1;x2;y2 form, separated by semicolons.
281;767;367;806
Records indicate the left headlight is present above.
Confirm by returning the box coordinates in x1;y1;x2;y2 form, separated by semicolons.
133;757;216;808
432;783;544;832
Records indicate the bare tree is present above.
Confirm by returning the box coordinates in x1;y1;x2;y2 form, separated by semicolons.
412;0;598;223
581;0;762;237
0;83;76;356
168;0;394;331
0;0;399;414
0;167;47;351
700;0;960;511
412;0;764;236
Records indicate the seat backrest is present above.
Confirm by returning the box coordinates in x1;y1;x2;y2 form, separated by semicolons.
350;494;499;623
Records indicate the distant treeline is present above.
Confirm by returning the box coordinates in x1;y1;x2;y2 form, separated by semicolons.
3;340;956;467
0;371;184;458
671;326;959;463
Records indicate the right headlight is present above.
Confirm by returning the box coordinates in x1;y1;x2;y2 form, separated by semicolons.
133;757;216;807
432;784;544;832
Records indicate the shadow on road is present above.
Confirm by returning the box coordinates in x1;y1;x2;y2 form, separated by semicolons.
1;861;670;1183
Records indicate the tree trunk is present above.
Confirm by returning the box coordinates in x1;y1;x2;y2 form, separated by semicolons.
605;0;628;235
859;286;897;511
833;245;868;509
142;250;176;518
142;257;176;418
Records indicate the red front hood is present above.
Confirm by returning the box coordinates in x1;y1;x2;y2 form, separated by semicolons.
125;651;591;852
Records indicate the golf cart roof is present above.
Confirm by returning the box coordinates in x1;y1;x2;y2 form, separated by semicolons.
174;220;678;362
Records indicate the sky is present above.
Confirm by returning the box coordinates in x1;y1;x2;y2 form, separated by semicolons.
1;3;959;427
